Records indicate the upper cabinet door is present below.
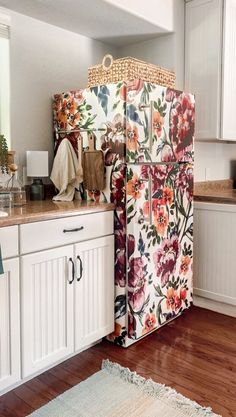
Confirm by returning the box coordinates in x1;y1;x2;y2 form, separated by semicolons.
221;0;236;140
185;0;223;140
126;81;194;164
185;0;236;141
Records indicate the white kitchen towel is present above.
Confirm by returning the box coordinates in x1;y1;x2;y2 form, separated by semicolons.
50;138;83;201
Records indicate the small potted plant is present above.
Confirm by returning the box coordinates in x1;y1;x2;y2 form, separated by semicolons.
0;134;9;174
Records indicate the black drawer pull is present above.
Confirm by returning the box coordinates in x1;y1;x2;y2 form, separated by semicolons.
68;258;75;284
76;255;83;281
63;226;84;233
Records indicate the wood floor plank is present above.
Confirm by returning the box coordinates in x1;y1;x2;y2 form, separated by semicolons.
13;385;48;410
0;392;33;417
0;306;235;417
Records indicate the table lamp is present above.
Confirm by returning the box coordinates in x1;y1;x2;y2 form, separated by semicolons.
26;151;49;200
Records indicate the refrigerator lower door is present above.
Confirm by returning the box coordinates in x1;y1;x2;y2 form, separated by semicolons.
126;163;193;342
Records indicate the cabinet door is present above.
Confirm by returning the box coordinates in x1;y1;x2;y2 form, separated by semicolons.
185;0;222;139
194;203;236;305
21;246;74;378
126;81;194;164
74;236;114;352
0;258;20;393
221;0;236;140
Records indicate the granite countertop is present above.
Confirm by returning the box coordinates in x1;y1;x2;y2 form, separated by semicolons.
194;179;236;204
0;200;115;227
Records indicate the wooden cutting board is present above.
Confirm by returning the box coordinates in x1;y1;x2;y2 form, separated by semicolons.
83;133;105;191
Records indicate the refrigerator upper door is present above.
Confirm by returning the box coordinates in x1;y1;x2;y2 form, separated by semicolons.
53;82;128;204
126;163;193;342
53;83;126;157
126;81;195;164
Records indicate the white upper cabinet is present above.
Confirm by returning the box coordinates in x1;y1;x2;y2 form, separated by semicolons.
185;0;236;141
2;0;173;47
221;0;236;140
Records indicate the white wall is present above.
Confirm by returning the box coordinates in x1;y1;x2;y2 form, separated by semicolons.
195;142;236;182
117;0;185;89
8;10;117;168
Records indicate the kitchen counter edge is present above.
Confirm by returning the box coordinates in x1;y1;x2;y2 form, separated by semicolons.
0;201;115;227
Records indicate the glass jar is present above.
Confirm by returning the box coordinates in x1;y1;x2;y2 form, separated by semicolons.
0;191;12;208
7;171;26;206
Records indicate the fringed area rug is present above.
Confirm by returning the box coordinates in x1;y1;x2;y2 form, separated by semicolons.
28;359;221;417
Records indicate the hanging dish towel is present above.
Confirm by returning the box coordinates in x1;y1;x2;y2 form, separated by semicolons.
50;138;83;201
0;245;4;275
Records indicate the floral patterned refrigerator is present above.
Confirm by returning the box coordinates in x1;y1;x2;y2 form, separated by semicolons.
53;80;195;347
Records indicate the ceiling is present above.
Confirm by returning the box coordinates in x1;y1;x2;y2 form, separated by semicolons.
0;0;171;46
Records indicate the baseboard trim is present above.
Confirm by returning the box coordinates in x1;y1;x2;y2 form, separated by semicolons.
193;295;236;318
194;288;236;306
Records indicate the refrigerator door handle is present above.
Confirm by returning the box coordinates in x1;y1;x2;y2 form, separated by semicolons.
139;101;154;154
140;175;152;225
148;174;152;225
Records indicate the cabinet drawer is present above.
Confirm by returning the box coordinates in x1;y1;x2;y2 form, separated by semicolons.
0;226;18;259
20;211;114;254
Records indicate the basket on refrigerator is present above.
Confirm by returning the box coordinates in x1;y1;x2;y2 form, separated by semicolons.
87;54;176;88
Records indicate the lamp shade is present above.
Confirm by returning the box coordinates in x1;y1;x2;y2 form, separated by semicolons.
26;151;49;177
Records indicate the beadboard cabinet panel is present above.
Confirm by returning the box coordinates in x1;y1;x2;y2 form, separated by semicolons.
21;246;74;378
185;0;222;140
221;0;236;140
0;258;20;392
74;235;114;352
194;203;236;306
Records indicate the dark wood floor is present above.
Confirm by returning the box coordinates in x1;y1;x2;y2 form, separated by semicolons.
0;306;235;417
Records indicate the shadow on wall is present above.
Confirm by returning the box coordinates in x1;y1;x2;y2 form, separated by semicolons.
230;160;236;186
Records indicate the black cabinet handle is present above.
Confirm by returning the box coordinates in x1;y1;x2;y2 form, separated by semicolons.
76;255;83;281
68;257;75;284
63;226;84;233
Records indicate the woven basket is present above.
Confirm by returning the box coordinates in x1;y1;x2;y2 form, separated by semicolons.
88;54;175;88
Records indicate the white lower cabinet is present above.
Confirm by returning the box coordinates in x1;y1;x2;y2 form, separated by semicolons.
0;211;114;392
21;234;114;379
74;236;114;352
194;202;236;307
0;258;20;392
21;245;74;378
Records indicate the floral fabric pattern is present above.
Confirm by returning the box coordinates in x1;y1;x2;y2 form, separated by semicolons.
126;82;194;164
53;80;194;347
126;163;193;340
